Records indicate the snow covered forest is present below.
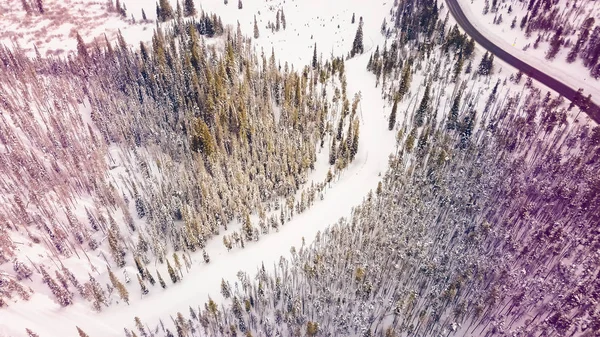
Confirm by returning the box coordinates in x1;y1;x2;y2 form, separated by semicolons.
1;0;599;336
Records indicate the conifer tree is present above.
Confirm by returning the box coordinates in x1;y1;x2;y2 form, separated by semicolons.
108;268;129;304
88;274;106;311
389;98;398;131
158;0;174;22
415;83;431;127
141;8;147;21
21;0;31;14
352;13;356;24
546;27;563;60
446;93;461;130
253;15;260;39
398;63;411;100
281;9;286;29
157;270;167;289
351;17;364;57
167;259;178;283
137;274;149;295
36;0;44;14
76;327;90;337
76;33;89;61
145;268;156;286
221;278;231;299
238;0;243;9
41;267;72;307
312;43;318;69
183;0;196;17
25;329;39;337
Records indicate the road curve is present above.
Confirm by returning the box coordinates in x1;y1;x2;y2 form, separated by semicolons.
445;0;600;124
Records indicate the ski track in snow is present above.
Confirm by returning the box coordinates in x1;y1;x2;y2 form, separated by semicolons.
0;1;397;336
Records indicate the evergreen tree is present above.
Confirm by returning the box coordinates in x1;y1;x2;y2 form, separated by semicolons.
221;278;231;298
389;98;398;131
167;259;178;283
546;27;563;60
398;63;412;101
21;0;31;14
141;8;147;21
137;274;149;295
415;83;431;127
89;274;106;311
158;0;174;22
36;0;44;14
157;270;167;289
41;267;72;307
25;329;39;337
312;43;318;69
281;9;286;29
567;18;594;63
253;15;260;39
351;17;364;57
184;0;196;17
238;0;243;9
446;93;461;130
352;13;356;24
76;327;90;337
76;32;89;61
145;268;156;286
108;268;129;304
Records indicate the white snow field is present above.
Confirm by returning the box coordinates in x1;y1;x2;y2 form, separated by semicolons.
456;0;600;104
0;0;397;336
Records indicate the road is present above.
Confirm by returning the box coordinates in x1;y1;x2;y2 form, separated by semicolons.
445;0;600;124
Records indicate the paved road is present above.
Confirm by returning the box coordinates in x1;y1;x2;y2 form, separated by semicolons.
445;0;600;124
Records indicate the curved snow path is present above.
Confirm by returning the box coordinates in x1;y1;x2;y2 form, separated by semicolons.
1;1;396;336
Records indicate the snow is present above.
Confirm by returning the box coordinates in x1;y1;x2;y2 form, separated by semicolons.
0;0;397;336
456;0;600;104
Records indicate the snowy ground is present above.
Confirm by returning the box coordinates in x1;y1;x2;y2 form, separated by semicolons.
456;0;600;104
0;1;397;336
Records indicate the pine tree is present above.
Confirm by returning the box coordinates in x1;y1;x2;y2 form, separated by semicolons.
276;10;281;31
88;274;106;311
137;274;149;295
329;139;337;165
352;13;356;24
76;327;90;337
145;268;156;286
41;267;72;307
238;0;243;9
281;9;286;29
221;278;231;298
184;0;196;17
312;43;318;69
157;270;167;288
141;8;147;21
398;63;411;101
351;17;364;57
546;27;563;60
167;259;178;283
446;93;461;130
108;268;129;304
389;98;398;131
567;17;594;63
21;0;31;14
36;0;44;14
158;0;174;22
415;83;431;127
76;32;89;61
25;329;39;337
253;15;260;39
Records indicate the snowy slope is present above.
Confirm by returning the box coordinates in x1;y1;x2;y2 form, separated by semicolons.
0;1;397;336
